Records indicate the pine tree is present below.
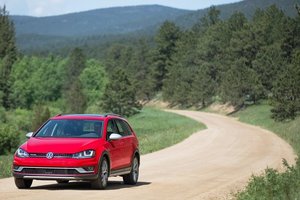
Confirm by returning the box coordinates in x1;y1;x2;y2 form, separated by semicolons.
65;81;87;114
220;58;263;107
64;48;87;113
162;30;197;106
252;44;284;93
271;51;300;121
129;39;156;101
101;69;141;117
153;21;181;90
105;44;133;74
193;6;221;32
190;63;216;108
65;48;86;89
31;105;51;131
0;6;17;109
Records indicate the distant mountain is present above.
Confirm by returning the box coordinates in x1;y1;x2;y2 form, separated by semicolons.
11;5;191;37
11;0;300;56
177;0;299;28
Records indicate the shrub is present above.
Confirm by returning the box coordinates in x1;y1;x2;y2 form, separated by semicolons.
5;108;33;132
237;159;300;200
0;124;19;155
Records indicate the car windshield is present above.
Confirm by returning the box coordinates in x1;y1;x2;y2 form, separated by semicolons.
34;120;103;138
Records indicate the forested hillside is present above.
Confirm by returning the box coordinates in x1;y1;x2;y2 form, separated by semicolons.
13;0;300;55
105;5;300;121
12;5;190;36
177;0;299;28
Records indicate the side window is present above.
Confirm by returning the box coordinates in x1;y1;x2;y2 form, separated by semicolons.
116;120;132;136
115;120;125;136
106;120;118;140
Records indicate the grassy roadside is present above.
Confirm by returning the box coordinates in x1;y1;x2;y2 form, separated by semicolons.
0;107;205;178
0;155;13;178
232;103;300;199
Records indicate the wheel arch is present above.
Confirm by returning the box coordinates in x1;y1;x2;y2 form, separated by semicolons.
99;151;111;175
133;149;140;166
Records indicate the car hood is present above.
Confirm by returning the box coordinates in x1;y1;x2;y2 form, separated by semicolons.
21;137;102;154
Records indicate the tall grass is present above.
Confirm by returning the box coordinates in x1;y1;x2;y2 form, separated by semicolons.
234;103;300;199
0;155;13;178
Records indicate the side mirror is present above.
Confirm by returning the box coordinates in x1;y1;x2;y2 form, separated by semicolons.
109;133;122;141
26;132;34;139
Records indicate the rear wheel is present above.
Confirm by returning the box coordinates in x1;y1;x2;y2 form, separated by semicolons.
91;157;109;189
14;178;33;189
123;156;139;185
56;180;69;184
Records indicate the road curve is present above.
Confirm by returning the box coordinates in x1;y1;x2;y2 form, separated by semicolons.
0;110;296;200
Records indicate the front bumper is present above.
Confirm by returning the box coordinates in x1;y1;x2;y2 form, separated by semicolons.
13;166;98;181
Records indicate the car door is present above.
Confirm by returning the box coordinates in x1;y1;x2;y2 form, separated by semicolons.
115;119;134;168
106;119;123;170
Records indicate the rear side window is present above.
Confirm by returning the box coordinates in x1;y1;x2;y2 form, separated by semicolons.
115;120;132;136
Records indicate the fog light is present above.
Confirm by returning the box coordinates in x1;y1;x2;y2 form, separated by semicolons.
83;166;94;172
13;165;21;172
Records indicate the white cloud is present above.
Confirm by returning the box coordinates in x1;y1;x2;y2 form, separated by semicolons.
23;0;68;16
33;5;44;16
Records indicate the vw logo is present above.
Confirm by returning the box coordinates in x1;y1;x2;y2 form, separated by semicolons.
46;152;54;159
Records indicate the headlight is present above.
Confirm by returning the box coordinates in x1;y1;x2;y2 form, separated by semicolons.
16;148;29;158
72;150;95;159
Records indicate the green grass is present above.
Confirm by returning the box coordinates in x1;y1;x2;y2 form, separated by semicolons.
0;155;13;178
128;107;205;154
233;102;300;199
0;108;205;178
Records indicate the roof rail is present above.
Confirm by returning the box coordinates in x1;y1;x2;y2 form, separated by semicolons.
104;113;123;118
55;113;62;117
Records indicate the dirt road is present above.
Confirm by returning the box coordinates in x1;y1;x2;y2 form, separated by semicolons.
0;110;296;199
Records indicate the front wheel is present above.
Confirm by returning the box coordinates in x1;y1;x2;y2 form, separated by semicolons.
91;157;109;189
123;156;139;185
14;178;33;189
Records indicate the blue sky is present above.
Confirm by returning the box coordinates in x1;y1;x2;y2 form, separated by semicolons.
0;0;241;17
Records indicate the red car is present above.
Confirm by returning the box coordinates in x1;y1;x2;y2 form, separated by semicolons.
12;114;140;189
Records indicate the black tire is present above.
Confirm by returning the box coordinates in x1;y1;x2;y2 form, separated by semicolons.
123;156;139;185
91;157;109;189
14;178;33;189
56;180;69;184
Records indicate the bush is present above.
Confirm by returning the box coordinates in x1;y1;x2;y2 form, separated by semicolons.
237;159;300;200
5;108;33;132
0;124;19;155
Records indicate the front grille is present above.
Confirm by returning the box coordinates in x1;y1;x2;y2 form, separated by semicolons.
21;168;79;175
29;153;46;158
53;153;73;158
29;153;73;158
